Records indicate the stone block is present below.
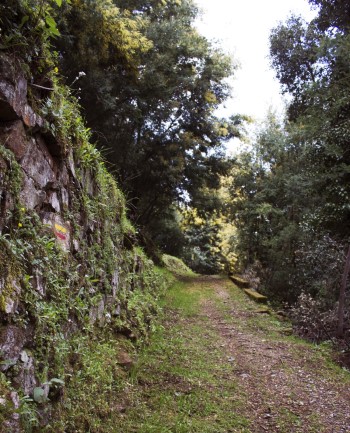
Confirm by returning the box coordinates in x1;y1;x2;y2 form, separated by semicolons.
72;238;80;252
47;191;61;213
89;297;107;326
117;351;134;370
13;351;37;396
35;135;56;171
42;129;62;157
13;77;27;118
0;120;28;161
0;276;21;315
60;187;69;208
22;104;45;128
0;80;19;121
0;55;16;82
0;326;26;372
244;288;267;303
0;189;15;232
32;270;46;297
0;72;44;128
67;150;76;179
81;168;96;196
111;269;119;298
42;213;71;252
114;304;121;316
97;298;105;321
2;391;21;433
58;164;69;187
21;138;55;189
229;274;250;288
19;173;45;210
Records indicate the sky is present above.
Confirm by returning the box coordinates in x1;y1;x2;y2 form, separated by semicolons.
194;0;317;123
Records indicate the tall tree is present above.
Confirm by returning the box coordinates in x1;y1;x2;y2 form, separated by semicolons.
270;2;350;236
228;0;350;319
56;0;240;241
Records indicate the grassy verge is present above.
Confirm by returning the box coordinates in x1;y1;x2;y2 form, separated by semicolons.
113;276;251;433
46;272;350;432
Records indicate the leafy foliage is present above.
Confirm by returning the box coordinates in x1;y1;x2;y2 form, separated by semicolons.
181;207;225;274
0;2;173;429
291;293;342;342
230;1;350;342
55;0;240;246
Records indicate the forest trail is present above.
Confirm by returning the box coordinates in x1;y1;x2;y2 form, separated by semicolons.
116;275;350;433
198;276;350;432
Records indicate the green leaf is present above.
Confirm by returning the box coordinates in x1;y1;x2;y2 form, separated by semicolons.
19;16;29;29
45;15;57;28
45;16;61;36
53;0;63;6
33;387;47;404
49;378;65;386
50;27;61;37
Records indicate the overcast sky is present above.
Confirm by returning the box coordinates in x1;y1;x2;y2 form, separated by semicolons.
194;0;317;122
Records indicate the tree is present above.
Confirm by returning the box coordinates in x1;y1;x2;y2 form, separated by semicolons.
269;2;350;237
226;1;350;338
56;0;240;238
52;0;246;264
228;110;328;301
181;205;225;274
309;0;350;32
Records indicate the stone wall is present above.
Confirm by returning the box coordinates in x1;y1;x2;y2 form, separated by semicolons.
0;54;161;431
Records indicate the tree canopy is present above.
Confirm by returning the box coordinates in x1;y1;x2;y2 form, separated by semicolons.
229;0;350;340
55;0;242;245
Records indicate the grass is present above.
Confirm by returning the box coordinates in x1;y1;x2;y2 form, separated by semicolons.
224;280;350;380
46;270;350;432
113;275;251;433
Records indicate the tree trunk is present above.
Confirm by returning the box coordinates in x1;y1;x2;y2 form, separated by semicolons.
337;245;350;338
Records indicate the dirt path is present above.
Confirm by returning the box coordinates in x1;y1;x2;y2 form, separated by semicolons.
114;274;350;433
197;275;350;433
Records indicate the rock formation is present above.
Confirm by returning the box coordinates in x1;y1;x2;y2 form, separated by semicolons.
0;53;163;431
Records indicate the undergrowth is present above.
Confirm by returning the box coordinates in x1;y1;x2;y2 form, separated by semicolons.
0;2;170;430
100;275;251;433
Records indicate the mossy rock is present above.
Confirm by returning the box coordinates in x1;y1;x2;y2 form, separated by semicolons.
229;274;250;288
162;254;195;276
255;307;271;314
244;288;267;303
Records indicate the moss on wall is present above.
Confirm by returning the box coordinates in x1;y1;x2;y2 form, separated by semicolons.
0;7;170;430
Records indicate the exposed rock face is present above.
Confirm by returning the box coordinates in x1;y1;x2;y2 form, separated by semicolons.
0;56;44;128
0;120;28;160
1;391;21;433
0;53;159;429
20;137;56;190
13;352;37;396
0;56;69;412
117;351;135;371
0;326;26;372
